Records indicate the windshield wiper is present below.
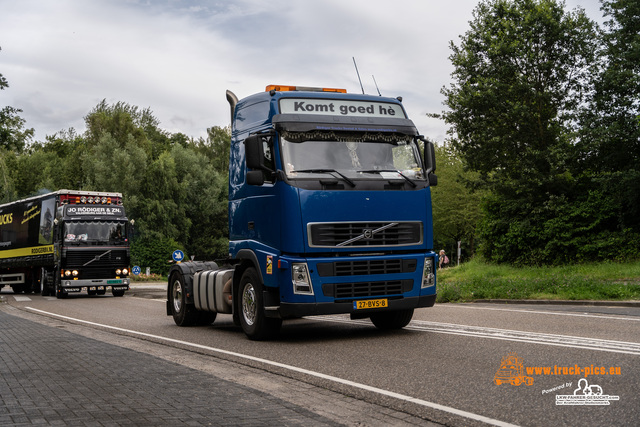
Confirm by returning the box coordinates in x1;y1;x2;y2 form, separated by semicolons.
294;169;356;187
358;169;417;187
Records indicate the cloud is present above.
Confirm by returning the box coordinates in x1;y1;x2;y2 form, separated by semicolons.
0;0;605;143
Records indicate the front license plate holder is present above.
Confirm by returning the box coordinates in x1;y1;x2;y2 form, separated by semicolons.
353;299;388;310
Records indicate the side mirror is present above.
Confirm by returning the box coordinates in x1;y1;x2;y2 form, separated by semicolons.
423;140;436;174
421;138;437;186
244;135;265;170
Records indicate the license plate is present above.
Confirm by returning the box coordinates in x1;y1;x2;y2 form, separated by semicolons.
107;280;122;285
353;299;388;310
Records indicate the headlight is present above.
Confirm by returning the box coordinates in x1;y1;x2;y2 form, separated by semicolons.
72;270;79;277
292;263;313;295
122;268;129;276
421;257;435;288
64;270;72;277
116;269;122;275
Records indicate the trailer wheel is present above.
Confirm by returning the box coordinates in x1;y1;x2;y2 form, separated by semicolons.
239;267;281;340
169;272;200;326
370;308;414;330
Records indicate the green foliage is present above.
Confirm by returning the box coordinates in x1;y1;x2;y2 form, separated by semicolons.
431;143;486;260
0;47;34;154
0;149;17;202
436;259;640;302
131;236;185;277
442;0;596;184
439;0;638;265
578;0;640;232
3;97;231;275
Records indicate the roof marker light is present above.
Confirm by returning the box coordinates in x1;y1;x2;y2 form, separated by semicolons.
265;85;346;93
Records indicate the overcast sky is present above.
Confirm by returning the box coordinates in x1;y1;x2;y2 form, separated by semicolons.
1;0;604;144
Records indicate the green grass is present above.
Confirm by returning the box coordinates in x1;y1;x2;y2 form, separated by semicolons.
436;259;640;303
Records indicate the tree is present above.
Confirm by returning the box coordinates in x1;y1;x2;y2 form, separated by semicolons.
0;47;34;153
440;0;598;264
578;0;640;234
0;148;17;203
431;143;486;262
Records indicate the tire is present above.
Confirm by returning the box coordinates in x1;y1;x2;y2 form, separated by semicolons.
168;272;209;327
238;267;281;340
112;290;125;297
370;308;414;330
55;279;67;299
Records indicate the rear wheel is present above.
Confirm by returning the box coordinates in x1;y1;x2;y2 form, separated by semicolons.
370;308;414;330
239;268;281;340
168;273;216;326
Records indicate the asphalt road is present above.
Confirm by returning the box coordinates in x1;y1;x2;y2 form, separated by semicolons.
2;284;639;426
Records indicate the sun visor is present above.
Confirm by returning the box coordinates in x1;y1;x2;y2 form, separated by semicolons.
272;114;419;136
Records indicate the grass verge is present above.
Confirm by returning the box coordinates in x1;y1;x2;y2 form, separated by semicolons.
436;259;640;303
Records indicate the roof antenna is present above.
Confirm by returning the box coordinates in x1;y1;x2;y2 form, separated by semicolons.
352;57;365;94
372;75;382;96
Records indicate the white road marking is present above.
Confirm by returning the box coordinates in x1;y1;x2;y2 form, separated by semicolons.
25;307;517;427
439;304;640;322
313;316;640;355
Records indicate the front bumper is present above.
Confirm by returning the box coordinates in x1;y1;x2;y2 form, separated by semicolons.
60;278;130;292
272;294;436;318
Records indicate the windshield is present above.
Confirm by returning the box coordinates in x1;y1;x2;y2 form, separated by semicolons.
64;221;128;245
280;131;424;180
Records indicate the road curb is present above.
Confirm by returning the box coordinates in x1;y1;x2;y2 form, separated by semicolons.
472;299;640;307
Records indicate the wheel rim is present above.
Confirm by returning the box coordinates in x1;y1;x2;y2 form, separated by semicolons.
172;279;183;313
242;283;257;326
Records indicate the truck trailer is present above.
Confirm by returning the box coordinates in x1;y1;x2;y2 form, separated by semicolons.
0;190;132;298
167;84;439;339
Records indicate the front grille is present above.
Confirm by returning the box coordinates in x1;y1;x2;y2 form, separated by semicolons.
64;249;128;268
322;279;413;299
308;222;422;248
317;259;417;277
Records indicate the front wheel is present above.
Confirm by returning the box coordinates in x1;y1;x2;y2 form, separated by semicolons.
239;268;281;340
370;308;414;330
54;280;68;299
53;278;69;299
112;289;125;297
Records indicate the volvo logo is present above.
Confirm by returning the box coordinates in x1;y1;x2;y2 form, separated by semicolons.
336;223;399;247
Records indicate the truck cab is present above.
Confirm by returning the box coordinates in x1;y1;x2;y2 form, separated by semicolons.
168;85;438;340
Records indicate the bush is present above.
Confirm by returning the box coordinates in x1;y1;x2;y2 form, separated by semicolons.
131;236;186;277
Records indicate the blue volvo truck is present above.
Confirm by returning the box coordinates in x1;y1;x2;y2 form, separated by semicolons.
167;84;438;340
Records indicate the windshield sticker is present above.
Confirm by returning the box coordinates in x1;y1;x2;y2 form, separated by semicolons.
280;99;406;118
379;172;402;179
